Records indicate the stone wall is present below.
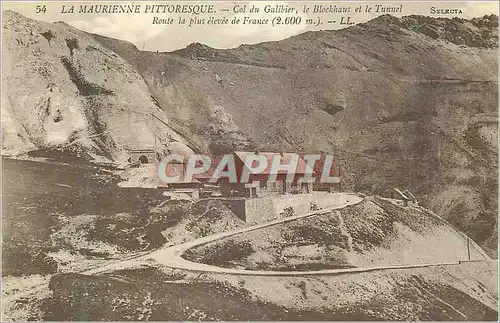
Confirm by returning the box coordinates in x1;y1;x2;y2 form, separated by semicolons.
220;198;247;221
243;192;351;224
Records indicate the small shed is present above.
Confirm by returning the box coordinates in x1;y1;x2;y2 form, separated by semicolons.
392;188;411;206
403;189;419;206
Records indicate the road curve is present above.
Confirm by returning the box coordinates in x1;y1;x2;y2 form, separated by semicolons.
146;194;397;276
145;193;491;277
2;194;363;304
4;193;491;304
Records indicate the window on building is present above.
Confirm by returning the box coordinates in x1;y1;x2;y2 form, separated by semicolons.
260;181;268;189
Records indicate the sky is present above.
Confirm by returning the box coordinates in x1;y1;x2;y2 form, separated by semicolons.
2;1;498;51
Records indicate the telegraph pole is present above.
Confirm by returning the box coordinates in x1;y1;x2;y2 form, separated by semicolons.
467;237;471;261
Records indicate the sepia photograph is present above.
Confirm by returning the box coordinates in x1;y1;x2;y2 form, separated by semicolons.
1;0;498;321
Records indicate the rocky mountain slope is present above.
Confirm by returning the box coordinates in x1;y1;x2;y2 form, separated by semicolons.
94;14;500;257
43;261;497;321
2;10;193;162
2;11;498;256
184;197;490;271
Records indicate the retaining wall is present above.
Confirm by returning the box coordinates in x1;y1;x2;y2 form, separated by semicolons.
243;192;351;223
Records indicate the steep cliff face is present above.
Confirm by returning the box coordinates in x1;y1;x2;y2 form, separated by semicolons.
2;11;497;255
1;10;191;162
95;15;498;255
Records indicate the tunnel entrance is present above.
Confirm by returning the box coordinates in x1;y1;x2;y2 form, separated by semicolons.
138;155;149;164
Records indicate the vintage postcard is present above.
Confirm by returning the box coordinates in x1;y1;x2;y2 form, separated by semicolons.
1;0;498;321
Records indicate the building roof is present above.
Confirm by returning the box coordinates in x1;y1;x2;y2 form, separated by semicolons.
158;162;202;187
403;189;418;202
233;151;314;175
158;151;321;186
393;188;410;200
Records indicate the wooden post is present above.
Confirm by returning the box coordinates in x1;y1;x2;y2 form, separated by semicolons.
467;236;471;261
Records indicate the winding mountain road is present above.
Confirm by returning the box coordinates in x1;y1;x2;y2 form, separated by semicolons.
2;194;362;304
86;193;490;277
4;193;491;305
147;194;367;275
144;194;490;276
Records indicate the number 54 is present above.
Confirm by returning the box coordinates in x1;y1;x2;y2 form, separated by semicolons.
35;5;47;13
